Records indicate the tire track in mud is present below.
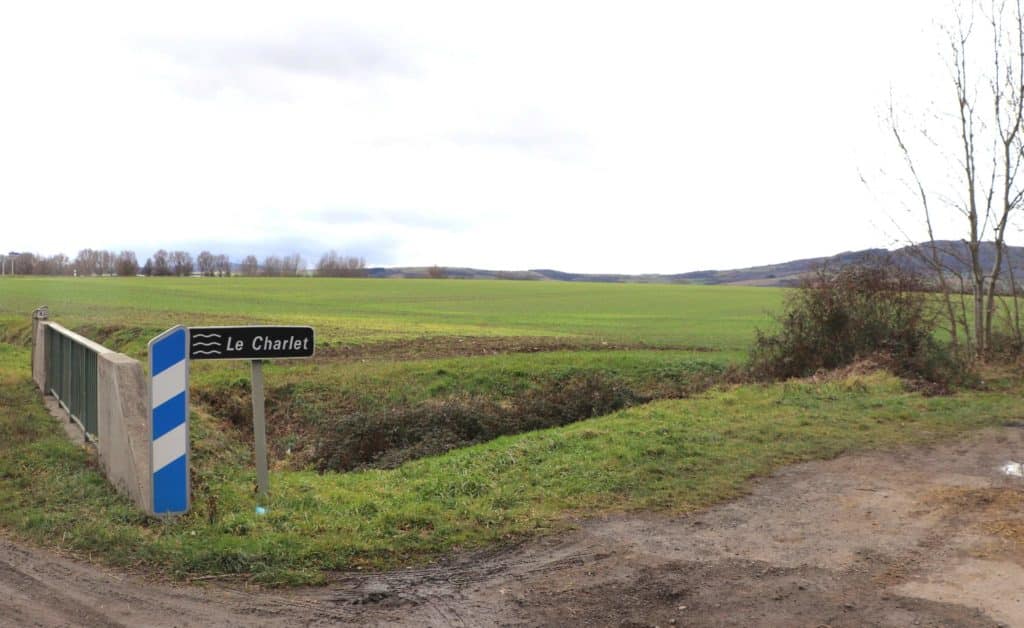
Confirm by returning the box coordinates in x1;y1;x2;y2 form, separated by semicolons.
0;559;122;628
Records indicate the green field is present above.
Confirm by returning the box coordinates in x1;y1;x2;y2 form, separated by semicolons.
0;277;779;470
0;276;781;351
0;276;1021;584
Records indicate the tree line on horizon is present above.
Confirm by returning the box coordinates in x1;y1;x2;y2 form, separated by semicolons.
0;249;367;278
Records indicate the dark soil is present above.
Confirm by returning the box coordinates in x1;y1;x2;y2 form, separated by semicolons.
314;336;717;362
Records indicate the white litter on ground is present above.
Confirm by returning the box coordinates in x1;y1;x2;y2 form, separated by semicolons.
1001;462;1024;477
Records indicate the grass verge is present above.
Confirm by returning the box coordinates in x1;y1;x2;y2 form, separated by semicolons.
1;342;1022;585
192;349;735;470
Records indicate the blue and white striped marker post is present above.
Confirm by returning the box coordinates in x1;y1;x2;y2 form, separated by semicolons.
148;326;190;516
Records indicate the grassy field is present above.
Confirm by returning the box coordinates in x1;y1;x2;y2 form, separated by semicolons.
0;277;771;469
0;276;781;351
0;276;1022;584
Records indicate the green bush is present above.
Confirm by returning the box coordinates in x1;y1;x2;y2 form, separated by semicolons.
748;257;967;385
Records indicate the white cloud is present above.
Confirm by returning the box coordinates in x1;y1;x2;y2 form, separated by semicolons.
0;1;994;273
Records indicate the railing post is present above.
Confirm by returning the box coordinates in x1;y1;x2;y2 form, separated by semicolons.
31;306;49;392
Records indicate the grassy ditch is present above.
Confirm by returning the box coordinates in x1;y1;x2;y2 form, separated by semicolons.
2;341;1022;585
3;310;738;472
191;350;732;471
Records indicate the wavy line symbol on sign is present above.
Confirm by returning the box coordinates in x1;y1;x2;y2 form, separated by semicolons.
191;341;221;347
191;333;222;339
193;350;222;355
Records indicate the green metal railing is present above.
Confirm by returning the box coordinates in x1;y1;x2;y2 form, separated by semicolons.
45;324;105;440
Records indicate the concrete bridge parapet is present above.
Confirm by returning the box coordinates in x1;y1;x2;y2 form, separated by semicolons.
32;314;152;513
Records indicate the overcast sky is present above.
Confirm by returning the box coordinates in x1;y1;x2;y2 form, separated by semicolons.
0;1;1004;273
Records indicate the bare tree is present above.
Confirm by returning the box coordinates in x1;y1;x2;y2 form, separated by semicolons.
315;250;367;277
74;249;99;276
73;249;117;276
889;0;1024;358
99;250;116;276
1000;248;1024;349
427;265;447;279
45;253;71;275
196;250;216;276
26;253;56;275
170;250;194;276
263;255;283;277
214;254;231;277
239;255;259;276
150;250;171;276
18;253;38;275
115;250;139;276
281;253;304;276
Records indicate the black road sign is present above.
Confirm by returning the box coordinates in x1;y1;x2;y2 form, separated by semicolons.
188;326;315;361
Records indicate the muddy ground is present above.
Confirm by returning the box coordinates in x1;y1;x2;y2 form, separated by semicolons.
313;336;717;363
4;426;1024;627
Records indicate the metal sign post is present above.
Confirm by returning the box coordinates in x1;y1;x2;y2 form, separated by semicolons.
250;359;270;499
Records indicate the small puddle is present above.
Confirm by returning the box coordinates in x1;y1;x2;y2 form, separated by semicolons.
1001;462;1024;478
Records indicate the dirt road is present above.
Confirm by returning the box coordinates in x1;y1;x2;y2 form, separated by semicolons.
4;426;1024;627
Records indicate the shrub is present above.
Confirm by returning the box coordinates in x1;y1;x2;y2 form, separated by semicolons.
748;256;967;385
988;327;1024;362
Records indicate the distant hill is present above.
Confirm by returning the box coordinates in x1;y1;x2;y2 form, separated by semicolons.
668;241;1024;287
364;242;1024;287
